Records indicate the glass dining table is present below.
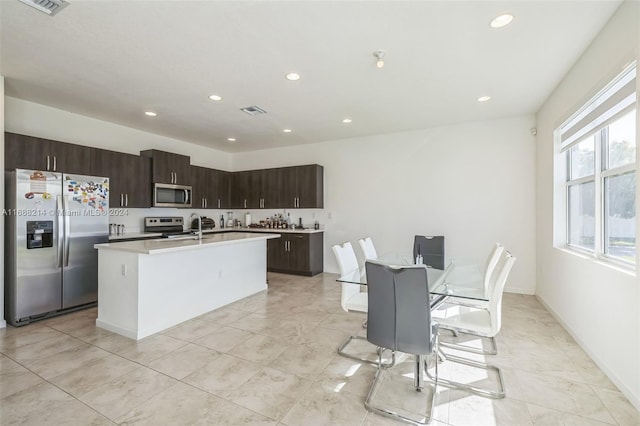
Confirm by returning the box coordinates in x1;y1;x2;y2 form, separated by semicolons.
335;253;488;389
336;253;488;308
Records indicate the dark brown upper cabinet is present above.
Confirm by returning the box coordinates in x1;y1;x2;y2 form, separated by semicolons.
140;149;191;185
5;132;92;175
191;165;231;210
90;148;152;208
281;164;324;208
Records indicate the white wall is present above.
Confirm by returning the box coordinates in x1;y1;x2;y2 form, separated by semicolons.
535;0;639;409
233;115;537;294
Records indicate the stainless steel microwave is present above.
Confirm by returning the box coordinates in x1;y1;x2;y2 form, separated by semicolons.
153;183;192;208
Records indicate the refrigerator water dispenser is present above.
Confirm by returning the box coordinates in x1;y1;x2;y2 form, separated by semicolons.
26;221;54;249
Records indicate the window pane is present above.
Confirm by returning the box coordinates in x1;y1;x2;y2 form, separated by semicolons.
569;136;595;180
568;181;595;251
604;172;636;262
606;109;636;170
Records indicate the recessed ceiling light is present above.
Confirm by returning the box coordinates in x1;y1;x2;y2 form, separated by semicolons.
208;94;223;101
227;138;236;142
283;129;292;133
477;96;492;102
144;111;157;117
342;118;352;124
490;14;513;28
285;72;301;81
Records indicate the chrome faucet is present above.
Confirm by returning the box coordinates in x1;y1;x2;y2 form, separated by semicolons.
190;213;202;240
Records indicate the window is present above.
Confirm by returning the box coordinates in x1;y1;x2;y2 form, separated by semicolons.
558;63;637;266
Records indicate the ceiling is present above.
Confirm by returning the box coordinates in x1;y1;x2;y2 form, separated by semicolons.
1;0;622;153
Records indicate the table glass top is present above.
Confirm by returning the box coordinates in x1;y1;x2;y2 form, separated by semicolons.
336;253;488;302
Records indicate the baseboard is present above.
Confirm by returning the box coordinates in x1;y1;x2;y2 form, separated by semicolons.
95;318;137;340
505;286;535;295
536;295;640;411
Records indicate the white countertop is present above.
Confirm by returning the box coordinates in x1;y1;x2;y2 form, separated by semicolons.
226;227;323;234
97;232;280;254
108;227;323;241
108;232;161;240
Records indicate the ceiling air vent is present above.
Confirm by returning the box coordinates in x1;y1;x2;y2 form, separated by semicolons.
240;106;267;116
18;0;69;16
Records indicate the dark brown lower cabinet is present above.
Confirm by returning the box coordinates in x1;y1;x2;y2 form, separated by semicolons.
267;232;323;276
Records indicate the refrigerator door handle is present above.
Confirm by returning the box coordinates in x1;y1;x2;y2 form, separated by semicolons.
63;196;71;267
57;195;64;267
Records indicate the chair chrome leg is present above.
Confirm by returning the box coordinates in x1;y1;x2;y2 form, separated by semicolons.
439;328;498;355
338;335;396;368
365;348;438;425
427;348;505;399
415;355;424;391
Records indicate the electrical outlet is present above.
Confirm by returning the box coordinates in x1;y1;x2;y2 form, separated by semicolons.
121;264;127;277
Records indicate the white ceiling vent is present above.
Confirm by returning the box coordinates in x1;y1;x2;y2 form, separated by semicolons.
18;0;69;16
240;106;267;116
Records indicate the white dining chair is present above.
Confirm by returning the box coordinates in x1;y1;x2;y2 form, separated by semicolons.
332;242;377;365
435;243;506;355
431;252;516;399
447;243;505;292
358;237;378;260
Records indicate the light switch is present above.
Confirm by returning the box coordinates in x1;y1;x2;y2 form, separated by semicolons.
121;264;127;276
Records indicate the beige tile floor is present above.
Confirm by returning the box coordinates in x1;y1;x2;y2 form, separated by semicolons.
1;272;639;425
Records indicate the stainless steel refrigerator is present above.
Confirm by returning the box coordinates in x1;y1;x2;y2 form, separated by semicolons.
5;169;109;326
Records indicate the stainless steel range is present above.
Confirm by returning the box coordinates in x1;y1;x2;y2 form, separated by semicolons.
143;217;188;237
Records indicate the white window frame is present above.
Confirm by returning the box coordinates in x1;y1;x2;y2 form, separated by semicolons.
555;62;637;269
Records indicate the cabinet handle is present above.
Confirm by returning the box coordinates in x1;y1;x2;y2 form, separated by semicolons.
244;199;247;209
46;155;50;171
205;198;208;209
120;194;124;207
53;156;57;171
218;199;221;209
175;172;178;183
125;193;128;207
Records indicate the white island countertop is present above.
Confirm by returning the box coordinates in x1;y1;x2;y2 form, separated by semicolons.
96;232;280;255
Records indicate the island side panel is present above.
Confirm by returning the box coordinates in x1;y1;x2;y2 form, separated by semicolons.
96;249;140;339
136;239;268;339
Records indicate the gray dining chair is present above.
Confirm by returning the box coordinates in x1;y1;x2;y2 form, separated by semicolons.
364;260;439;425
413;235;445;270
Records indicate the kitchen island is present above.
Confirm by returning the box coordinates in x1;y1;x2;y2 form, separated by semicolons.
93;232;279;340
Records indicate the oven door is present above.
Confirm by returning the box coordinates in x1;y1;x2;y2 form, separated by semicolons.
154;183;192;208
